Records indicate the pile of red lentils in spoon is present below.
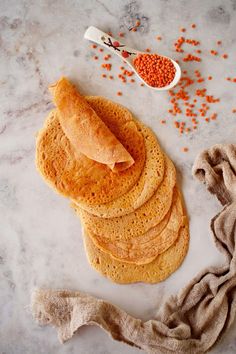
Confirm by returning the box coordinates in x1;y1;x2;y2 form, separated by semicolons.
88;21;236;152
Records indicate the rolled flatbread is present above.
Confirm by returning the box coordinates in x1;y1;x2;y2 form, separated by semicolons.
49;77;134;172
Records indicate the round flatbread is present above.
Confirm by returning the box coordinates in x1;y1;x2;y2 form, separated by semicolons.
36;97;146;205
83;222;189;284
76;120;165;218
74;156;176;240
85;188;186;265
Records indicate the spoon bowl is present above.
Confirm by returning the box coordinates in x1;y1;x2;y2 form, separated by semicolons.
84;26;181;91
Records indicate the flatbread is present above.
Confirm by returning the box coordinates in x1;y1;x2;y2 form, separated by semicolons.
85;188;186;265
74;156;176;240
83;222;189;284
36;97;145;205
76;121;165;218
49;78;134;172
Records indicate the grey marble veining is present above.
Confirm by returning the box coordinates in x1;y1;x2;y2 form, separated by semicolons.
0;0;236;353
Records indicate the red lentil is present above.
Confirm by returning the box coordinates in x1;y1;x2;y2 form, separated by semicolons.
117;91;122;96
183;54;201;62
156;36;162;40
210;50;218;55
161;120;166;124
119;32;125;37
191;24;196;28
92;44;97;49
94;55;98;60
217;40;222;45
182;147;189;152
222;54;228;59
180;28;186;32
133;53;176;88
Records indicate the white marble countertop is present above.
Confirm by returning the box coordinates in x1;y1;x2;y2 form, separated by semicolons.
1;0;236;353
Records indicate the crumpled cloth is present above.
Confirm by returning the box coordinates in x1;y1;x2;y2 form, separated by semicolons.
31;144;236;354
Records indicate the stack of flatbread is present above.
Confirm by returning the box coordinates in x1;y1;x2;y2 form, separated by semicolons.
36;77;189;284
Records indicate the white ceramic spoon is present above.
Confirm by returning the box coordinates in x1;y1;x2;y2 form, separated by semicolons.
84;26;181;91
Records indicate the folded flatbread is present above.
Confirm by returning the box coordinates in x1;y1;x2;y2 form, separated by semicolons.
49;77;134;172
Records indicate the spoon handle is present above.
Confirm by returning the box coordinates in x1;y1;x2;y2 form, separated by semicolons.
84;26;138;63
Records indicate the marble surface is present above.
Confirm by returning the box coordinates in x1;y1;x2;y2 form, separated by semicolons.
1;0;236;353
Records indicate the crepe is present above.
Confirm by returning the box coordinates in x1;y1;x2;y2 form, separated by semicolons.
84;188;186;265
83;222;189;284
74;156;176;240
49;77;134;172
75;121;165;218
36;97;145;205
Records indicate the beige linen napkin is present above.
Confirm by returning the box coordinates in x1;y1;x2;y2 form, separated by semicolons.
31;144;236;354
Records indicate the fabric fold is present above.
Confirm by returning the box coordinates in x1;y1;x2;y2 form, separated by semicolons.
49;77;134;172
31;144;236;354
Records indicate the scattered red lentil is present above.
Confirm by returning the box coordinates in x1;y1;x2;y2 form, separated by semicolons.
232;109;236;113
185;38;200;46
182;147;189;152
146;48;151;52
101;63;112;71
174;36;185;52
88;24;226;138
118;32;125;37
133;53;176;88
92;44;97;49
180;28;186;32
135;20;141;27
211;113;217;120
210;50;218;56
183;54;201;62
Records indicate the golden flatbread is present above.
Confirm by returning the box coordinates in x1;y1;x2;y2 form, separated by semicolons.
83;222;189;284
85;188;186;265
74;156;176;240
76;120;165;218
49;78;134;172
36;96;145;205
